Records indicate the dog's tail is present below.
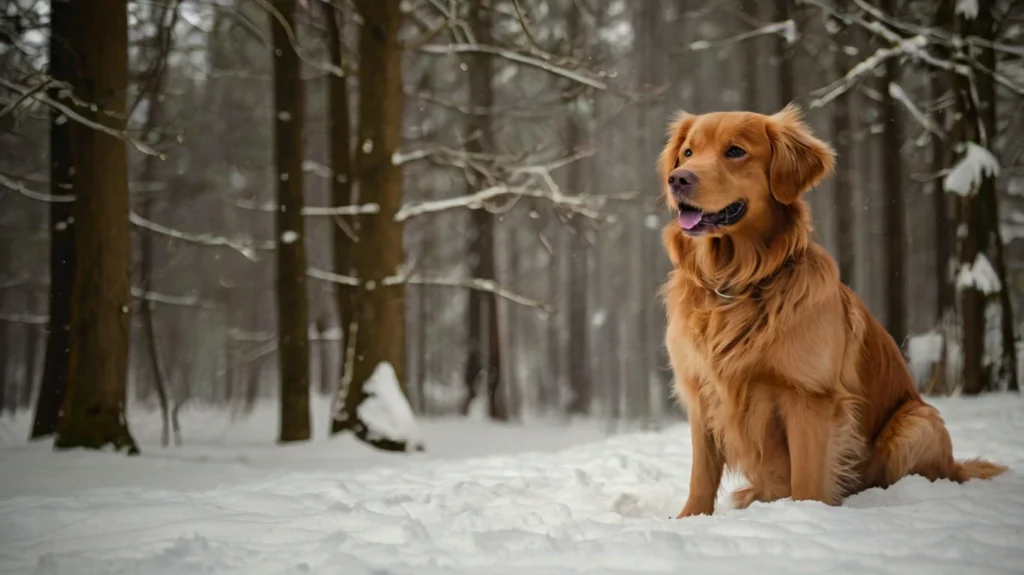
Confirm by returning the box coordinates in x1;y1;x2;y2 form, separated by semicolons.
952;458;1009;483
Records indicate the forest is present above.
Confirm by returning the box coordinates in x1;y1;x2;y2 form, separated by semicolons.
0;0;1022;454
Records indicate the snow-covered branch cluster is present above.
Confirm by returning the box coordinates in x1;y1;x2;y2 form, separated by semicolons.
805;0;1024;110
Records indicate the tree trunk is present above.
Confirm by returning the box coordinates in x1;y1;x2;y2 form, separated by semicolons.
32;0;78;439
317;317;333;395
972;5;1017;392
544;227;561;412
271;0;311;443
54;0;138;454
460;0;506;421
565;2;591;416
137;2;175;446
322;0;356;391
881;0;907;349
831;0;855;287
741;0;761;112
21;293;40;409
774;0;794;107
931;1;955;324
0;303;7;415
332;0;410;451
952;6;988;395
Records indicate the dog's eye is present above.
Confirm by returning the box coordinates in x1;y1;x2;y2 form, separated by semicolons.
725;146;746;158
683;148;692;158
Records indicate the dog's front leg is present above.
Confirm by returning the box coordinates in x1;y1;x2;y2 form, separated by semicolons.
678;407;725;518
781;395;838;505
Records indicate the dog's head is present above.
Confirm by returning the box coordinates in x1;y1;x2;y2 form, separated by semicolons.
658;104;835;242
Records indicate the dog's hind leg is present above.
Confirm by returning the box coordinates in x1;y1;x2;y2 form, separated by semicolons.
867;400;1007;488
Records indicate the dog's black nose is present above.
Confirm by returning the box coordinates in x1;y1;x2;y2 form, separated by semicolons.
668;168;698;197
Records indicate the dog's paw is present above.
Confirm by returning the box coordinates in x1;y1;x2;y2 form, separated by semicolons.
676;501;713;518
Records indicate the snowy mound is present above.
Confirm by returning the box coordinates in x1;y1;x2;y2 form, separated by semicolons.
1;395;1022;574
357;362;424;451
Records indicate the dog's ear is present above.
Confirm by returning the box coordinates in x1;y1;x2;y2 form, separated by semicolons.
765;103;835;204
658;110;696;184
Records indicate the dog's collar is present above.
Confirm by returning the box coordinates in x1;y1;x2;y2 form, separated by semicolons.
705;256;796;301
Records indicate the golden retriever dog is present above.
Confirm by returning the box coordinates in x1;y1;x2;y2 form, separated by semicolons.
658;104;1007;518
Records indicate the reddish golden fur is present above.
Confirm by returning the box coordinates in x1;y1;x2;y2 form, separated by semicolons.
659;105;1007;518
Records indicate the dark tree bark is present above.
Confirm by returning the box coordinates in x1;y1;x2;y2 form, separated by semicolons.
565;1;591;416
317;317;333;395
741;0;761;112
964;5;1016;393
953;5;990;395
271;0;311;442
931;0;955;323
831;0;855;287
0;279;7;415
880;0;906;349
53;0;138;454
32;0;78;439
460;0;506;421
332;0;412;451
774;0;794;107
544;225;562;412
21;294;40;409
321;0;356;392
137;0;177;447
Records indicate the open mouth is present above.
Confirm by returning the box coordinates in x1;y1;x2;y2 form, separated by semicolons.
676;199;747;234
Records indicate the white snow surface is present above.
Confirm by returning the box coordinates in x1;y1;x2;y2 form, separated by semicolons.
356;362;423;448
944;142;1001;196
1;395;1023;574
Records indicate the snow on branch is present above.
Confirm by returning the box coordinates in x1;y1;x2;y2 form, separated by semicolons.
131;286;216;309
250;0;347;79
236;198;381;217
0;312;47;325
382;273;551;312
957;253;1001;294
0;275;29;289
956;0;979;20
129;212;273;262
306;267;359;286
418;44;607;90
688;20;797;52
245;150;615;222
396;150;614;221
307;266;549;311
0;77;161;157
806;0;1024;98
810;35;927;108
887;82;943;139
0;172;74;203
943;142;1000;196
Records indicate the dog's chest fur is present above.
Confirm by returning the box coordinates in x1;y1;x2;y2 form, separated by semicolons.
668;283;793;473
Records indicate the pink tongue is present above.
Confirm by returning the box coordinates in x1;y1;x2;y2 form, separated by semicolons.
678;210;703;230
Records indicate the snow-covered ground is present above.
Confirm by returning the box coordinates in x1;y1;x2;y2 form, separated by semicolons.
1;395;1023;574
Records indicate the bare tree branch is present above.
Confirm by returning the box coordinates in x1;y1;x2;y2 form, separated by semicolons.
688;20;797;52
0;76;162;156
129;211;273;262
418;43;608;90
888;81;944;140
